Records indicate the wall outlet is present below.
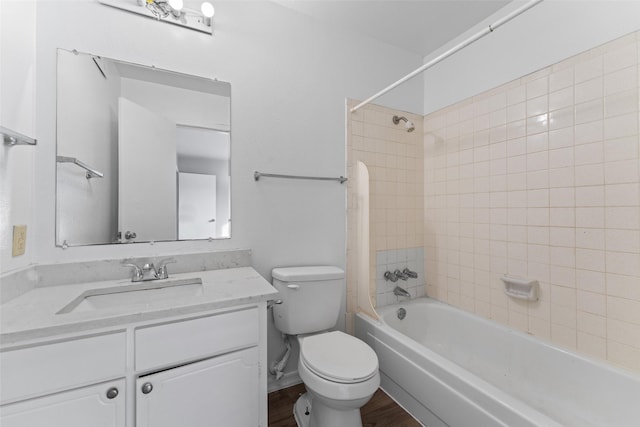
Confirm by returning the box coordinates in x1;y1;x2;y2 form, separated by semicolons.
12;225;27;257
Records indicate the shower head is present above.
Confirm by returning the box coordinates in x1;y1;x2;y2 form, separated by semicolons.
392;115;415;132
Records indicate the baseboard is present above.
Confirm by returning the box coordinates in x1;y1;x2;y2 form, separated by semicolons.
268;371;302;393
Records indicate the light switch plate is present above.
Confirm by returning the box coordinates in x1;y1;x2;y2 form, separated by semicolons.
12;225;27;257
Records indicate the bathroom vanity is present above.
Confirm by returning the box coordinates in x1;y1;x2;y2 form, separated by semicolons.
0;265;278;427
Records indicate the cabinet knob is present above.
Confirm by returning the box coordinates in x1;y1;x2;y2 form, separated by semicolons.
141;382;153;394
106;387;119;399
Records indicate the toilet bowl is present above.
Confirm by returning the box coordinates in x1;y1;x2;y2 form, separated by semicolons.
271;266;380;427
295;331;380;427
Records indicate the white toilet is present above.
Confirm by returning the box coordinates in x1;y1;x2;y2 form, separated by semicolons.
272;266;380;427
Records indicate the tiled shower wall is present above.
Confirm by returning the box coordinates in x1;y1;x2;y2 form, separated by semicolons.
423;31;640;372
346;101;424;329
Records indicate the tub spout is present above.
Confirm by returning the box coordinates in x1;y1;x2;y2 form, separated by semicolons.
394;286;411;298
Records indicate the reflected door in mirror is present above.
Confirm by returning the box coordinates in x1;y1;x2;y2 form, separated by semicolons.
178;173;216;240
118;98;177;242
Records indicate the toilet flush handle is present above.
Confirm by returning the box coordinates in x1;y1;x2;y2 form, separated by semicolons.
287;284;300;290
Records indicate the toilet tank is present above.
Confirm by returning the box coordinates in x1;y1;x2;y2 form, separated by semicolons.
272;266;344;335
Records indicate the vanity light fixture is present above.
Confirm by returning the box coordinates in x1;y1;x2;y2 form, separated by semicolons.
99;0;215;34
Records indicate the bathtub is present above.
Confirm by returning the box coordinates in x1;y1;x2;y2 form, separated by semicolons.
355;298;640;427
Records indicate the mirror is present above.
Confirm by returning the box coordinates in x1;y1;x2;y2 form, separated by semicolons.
56;49;231;246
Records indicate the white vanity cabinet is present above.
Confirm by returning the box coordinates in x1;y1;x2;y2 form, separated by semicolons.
0;304;268;427
0;331;127;426
136;347;259;427
0;379;126;427
134;306;262;427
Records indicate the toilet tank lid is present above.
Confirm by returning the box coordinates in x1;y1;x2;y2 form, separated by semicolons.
272;266;344;282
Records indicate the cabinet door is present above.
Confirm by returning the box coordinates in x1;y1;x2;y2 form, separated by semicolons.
137;347;258;427
0;379;125;427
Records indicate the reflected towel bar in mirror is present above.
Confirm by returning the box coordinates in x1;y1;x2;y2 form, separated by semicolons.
254;171;347;184
1;126;37;146
57;156;104;179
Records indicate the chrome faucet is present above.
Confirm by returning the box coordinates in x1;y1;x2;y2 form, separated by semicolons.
141;263;158;281
393;286;411;298
123;258;176;282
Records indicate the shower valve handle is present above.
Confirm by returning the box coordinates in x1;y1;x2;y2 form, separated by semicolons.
384;271;398;282
403;268;418;279
394;269;409;280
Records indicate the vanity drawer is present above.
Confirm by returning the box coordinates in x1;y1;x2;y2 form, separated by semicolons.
0;331;126;404
135;307;259;371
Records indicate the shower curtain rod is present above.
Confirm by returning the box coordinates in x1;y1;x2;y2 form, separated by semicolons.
350;0;544;113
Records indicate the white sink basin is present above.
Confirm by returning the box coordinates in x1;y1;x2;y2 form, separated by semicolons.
57;278;204;314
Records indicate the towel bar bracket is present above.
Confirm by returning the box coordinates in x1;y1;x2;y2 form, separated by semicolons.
1;126;37;146
57;156;104;179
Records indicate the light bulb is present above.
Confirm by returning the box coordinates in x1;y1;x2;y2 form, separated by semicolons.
201;2;214;18
168;0;183;10
168;0;182;17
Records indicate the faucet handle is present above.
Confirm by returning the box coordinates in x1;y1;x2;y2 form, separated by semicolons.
394;269;409;280
384;271;398;282
156;258;176;279
403;268;418;279
157;258;176;267
122;263;143;282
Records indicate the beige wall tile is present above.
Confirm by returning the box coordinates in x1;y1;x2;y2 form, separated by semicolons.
421;31;640;372
604;66;638;96
577;310;607;338
299;30;637;373
577;332;607;359
575;77;603;104
608;341;640;371
551;323;577;349
575;57;603;84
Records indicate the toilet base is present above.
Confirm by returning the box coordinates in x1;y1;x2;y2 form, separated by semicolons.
293;392;364;427
293;393;312;427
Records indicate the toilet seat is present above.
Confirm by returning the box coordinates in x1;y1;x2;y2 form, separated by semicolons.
299;331;378;384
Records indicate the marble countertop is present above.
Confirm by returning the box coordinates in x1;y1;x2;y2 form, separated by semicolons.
0;267;278;346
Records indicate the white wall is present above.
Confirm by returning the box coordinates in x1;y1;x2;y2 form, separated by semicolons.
33;0;423;268
26;0;423;388
423;0;640;114
0;0;37;273
120;78;229;129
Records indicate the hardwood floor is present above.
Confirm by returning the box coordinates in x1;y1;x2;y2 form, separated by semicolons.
268;383;422;427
